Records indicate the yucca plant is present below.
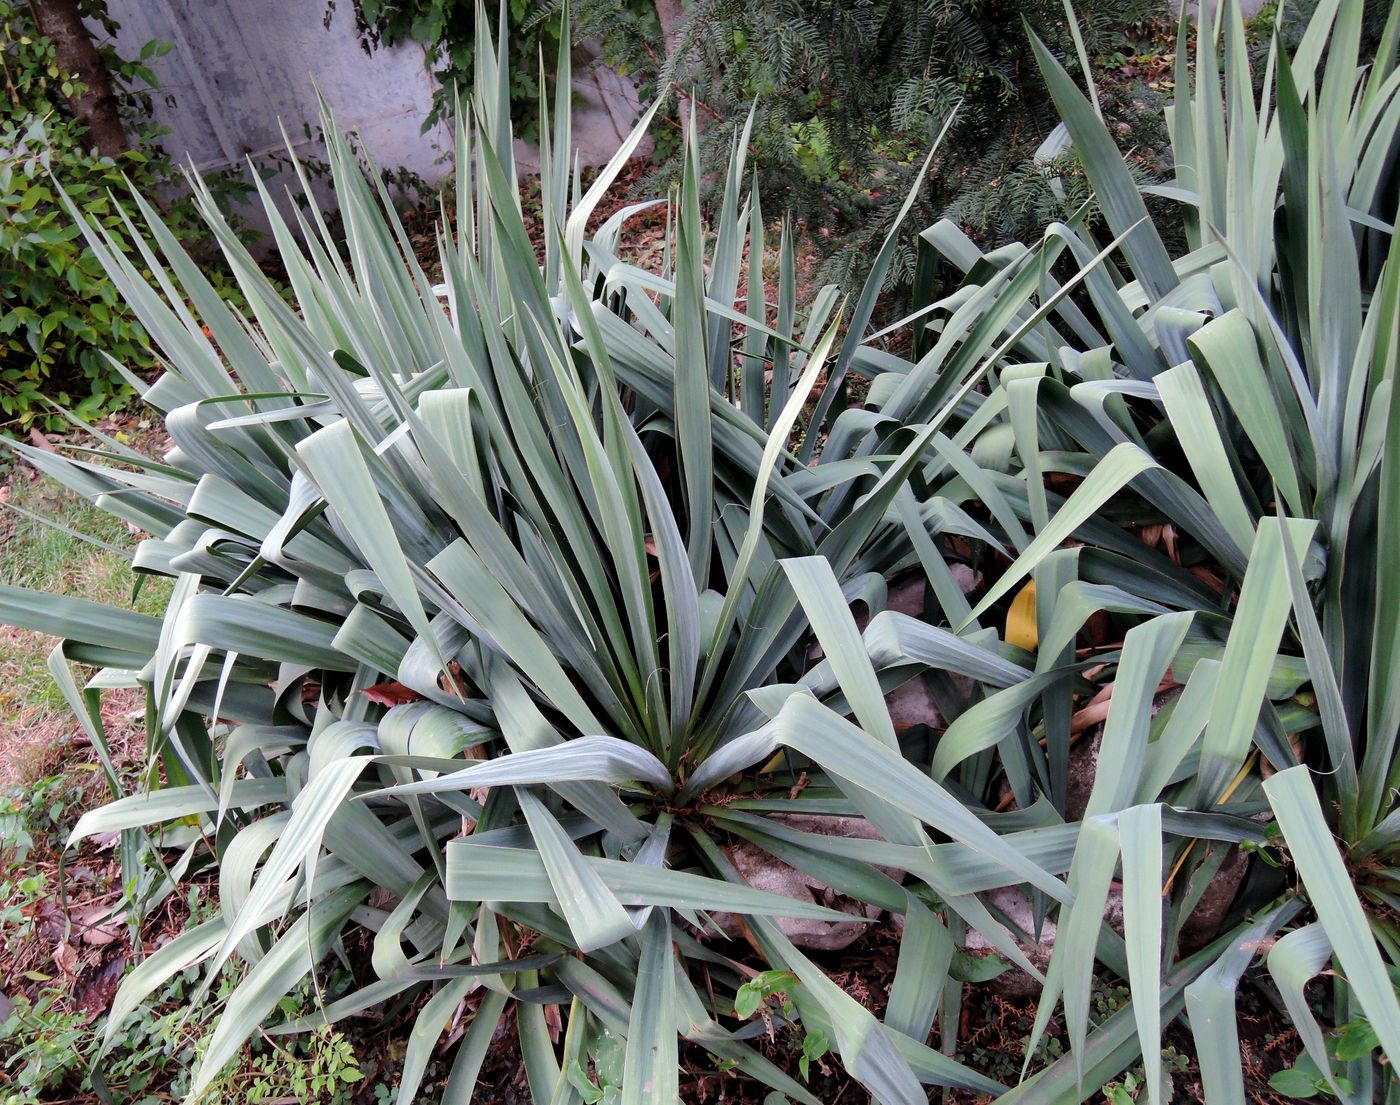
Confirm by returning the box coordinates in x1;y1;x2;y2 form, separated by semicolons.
0;7;1121;1103
813;0;1400;1098
8;0;1399;1100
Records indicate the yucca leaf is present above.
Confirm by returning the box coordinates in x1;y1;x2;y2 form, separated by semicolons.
44;645;124;797
740;176;768;423
1264;766;1400;1062
1196;518;1315;804
621;911;679;1105
1154;362;1256;554
1085;613;1194;816
0;583;161;656
440;988;510;1105
181;592;354;674
804;109;959;456
1363;237;1400;831
864;609;1030;687
1266;923;1354;1101
962;442;1159;628
1278;512;1359;835
1185;901;1299;1105
1023;815;1119;1090
689;830;932;1103
1135;659;1220;804
428;538;610;734
68;779;287;843
517;968;563;1102
1118;804;1165;1105
710;693;1070;901
210;752;376;982
885;891;952;1043
445;841;863;921
705;106;754;391
693;312;841;714
367;736;672;799
1187;310;1306;516
517;788;637;952
673;105;714;586
563;99;661;276
782;556;897;747
931;668;1069;782
1028;30;1176;300
98;917;226;1055
397;976;476;1105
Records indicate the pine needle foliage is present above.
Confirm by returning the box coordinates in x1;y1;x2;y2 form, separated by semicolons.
629;0;1159;289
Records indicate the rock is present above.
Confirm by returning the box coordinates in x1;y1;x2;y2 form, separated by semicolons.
950;563;983;597
554;47;654;170
887;575;927;618
886;670;944;731
1180;845;1250;950
1174;0;1268;19
1064;684;1177;820
957;846;1250;997
962;887;1055;997
1063;731;1102;823
885;566;982;621
963;885;1123;998
710;815;900;951
876;567;982;733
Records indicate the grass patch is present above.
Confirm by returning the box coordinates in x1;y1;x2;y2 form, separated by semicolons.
0;467;169;788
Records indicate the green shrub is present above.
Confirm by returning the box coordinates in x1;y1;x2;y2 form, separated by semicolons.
0;768;362;1105
0;990;88;1103
0;113;151;427
347;0;1163;294
0;1;249;432
638;0;1161;272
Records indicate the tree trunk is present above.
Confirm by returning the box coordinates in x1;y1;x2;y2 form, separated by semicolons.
654;0;695;146
654;0;686;49
32;0;128;158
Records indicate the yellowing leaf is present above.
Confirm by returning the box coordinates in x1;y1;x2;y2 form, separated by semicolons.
1005;580;1038;650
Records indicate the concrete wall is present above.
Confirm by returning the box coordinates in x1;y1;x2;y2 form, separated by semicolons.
96;1;649;234
1173;0;1268;17
103;0;452;180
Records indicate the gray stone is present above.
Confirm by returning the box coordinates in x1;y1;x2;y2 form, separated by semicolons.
886;670;944;731
710;815;900;951
1180;845;1250;949
1174;0;1267;17
885;566;982;621
1064;731;1102;823
557;46;654;170
887;576;927;617
949;563;983;596
958;847;1252;997
963;885;1124;998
